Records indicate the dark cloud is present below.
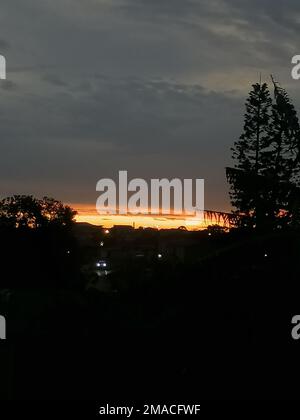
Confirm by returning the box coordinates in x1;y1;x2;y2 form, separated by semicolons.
42;73;69;87
0;80;17;91
0;0;300;211
0;39;10;50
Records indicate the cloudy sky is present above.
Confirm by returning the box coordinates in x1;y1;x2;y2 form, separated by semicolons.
1;0;300;213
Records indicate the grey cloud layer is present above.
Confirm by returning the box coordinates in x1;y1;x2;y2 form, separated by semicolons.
0;0;300;210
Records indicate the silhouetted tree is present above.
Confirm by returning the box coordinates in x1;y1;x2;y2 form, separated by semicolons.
0;195;79;289
40;196;77;228
270;76;300;181
227;82;272;227
0;195;43;229
232;82;272;175
0;195;76;229
227;79;300;229
268;76;300;225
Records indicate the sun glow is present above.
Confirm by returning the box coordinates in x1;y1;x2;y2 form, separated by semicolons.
70;203;208;230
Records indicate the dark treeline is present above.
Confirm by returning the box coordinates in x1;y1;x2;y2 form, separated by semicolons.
0;195;81;289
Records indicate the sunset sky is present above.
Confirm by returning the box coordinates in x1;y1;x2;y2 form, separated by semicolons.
73;202;211;229
1;0;300;226
74;203;202;229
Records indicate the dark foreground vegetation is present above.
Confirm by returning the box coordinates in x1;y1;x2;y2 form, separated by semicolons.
0;196;299;400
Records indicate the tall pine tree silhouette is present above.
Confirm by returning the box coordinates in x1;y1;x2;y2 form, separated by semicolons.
227;78;300;229
227;82;272;227
269;76;300;225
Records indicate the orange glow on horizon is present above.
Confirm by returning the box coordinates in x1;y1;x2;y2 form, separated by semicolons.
69;203;209;230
